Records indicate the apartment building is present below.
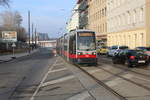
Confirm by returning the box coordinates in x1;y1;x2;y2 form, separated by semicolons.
88;0;107;46
66;5;80;32
78;0;89;29
107;0;150;48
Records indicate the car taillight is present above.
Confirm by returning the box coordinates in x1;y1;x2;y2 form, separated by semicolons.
130;56;135;60
146;56;149;60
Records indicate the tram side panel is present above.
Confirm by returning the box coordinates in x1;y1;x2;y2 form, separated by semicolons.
69;33;76;63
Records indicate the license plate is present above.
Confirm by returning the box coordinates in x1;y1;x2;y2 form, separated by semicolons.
138;60;145;63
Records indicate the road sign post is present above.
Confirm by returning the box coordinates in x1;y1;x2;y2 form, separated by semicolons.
12;43;16;59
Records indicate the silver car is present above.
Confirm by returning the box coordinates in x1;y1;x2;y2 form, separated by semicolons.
107;46;128;57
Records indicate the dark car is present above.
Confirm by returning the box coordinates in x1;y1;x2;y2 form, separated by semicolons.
112;50;150;67
136;47;150;58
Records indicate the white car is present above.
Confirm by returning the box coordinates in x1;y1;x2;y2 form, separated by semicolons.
107;46;128;57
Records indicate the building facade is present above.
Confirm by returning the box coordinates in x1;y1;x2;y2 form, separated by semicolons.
38;33;49;41
66;5;80;32
88;0;107;46
107;0;150;48
78;0;89;29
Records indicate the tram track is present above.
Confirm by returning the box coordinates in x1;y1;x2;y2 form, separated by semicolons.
97;66;150;92
75;64;127;100
98;57;150;78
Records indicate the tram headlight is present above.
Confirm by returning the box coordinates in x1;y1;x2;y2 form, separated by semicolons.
77;52;83;55
92;52;97;55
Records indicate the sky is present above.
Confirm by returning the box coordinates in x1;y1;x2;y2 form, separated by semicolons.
0;0;76;38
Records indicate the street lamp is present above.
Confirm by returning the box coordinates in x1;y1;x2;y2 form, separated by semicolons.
28;11;31;54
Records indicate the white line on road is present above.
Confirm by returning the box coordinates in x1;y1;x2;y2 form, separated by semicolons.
30;58;58;100
66;91;91;100
89;69;102;74
41;75;75;87
54;63;64;66
48;68;67;73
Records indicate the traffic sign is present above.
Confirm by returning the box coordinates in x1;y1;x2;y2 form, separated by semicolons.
12;43;16;48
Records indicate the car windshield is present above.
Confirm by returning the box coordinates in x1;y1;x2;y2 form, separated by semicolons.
137;47;146;50
101;46;107;49
120;46;128;49
129;50;144;54
112;46;118;49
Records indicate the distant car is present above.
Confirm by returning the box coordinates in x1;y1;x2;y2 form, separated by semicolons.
97;46;108;55
107;46;128;57
136;47;150;56
112;50;149;67
135;47;146;50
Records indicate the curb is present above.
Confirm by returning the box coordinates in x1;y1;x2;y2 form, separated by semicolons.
0;49;38;64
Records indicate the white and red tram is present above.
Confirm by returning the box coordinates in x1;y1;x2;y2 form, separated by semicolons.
57;30;97;65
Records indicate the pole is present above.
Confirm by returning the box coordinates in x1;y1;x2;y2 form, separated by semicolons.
35;28;37;48
32;23;34;50
13;47;14;57
28;11;31;54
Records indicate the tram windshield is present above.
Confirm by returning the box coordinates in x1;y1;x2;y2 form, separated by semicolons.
77;32;96;51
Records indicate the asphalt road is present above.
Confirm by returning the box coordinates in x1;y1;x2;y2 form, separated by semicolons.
0;49;123;100
2;50;150;100
0;48;55;100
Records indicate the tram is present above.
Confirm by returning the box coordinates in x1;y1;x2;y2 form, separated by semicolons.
57;29;97;65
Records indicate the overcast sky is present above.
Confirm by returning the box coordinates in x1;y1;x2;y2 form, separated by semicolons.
0;0;76;38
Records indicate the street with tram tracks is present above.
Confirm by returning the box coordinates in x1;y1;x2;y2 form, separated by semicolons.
1;49;150;100
76;55;150;100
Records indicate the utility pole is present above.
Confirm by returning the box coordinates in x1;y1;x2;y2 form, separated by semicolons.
35;28;37;48
28;11;31;54
32;23;34;50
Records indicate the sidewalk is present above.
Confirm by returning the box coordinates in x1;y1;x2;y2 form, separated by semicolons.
0;49;38;63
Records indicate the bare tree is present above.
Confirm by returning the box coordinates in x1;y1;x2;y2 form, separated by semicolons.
0;11;27;42
0;0;10;7
0;11;22;29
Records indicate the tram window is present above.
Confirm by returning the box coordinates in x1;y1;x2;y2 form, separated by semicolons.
77;33;96;50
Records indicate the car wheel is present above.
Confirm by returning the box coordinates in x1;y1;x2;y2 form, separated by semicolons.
127;62;133;68
112;59;117;64
144;62;149;66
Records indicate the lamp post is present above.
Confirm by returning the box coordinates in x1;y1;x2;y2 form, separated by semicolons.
28;11;31;54
32;23;34;50
35;28;37;48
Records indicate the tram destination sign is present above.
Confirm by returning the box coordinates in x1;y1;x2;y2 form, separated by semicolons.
79;33;94;37
0;31;17;43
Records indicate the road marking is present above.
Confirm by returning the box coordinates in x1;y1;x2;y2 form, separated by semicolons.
66;91;91;100
106;78;123;87
123;74;133;79
30;58;58;100
123;74;150;83
89;69;102;74
48;68;67;73
54;63;64;66
41;75;75;87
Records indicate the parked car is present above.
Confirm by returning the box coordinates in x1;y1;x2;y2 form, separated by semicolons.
107;46;128;57
97;46;108;55
112;50;150;67
136;47;150;56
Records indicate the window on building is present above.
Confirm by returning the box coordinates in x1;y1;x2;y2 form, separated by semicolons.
133;10;136;24
127;11;131;25
140;8;144;22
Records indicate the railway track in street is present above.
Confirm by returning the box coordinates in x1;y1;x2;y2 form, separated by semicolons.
99;57;150;78
75;64;127;100
97;65;150;92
